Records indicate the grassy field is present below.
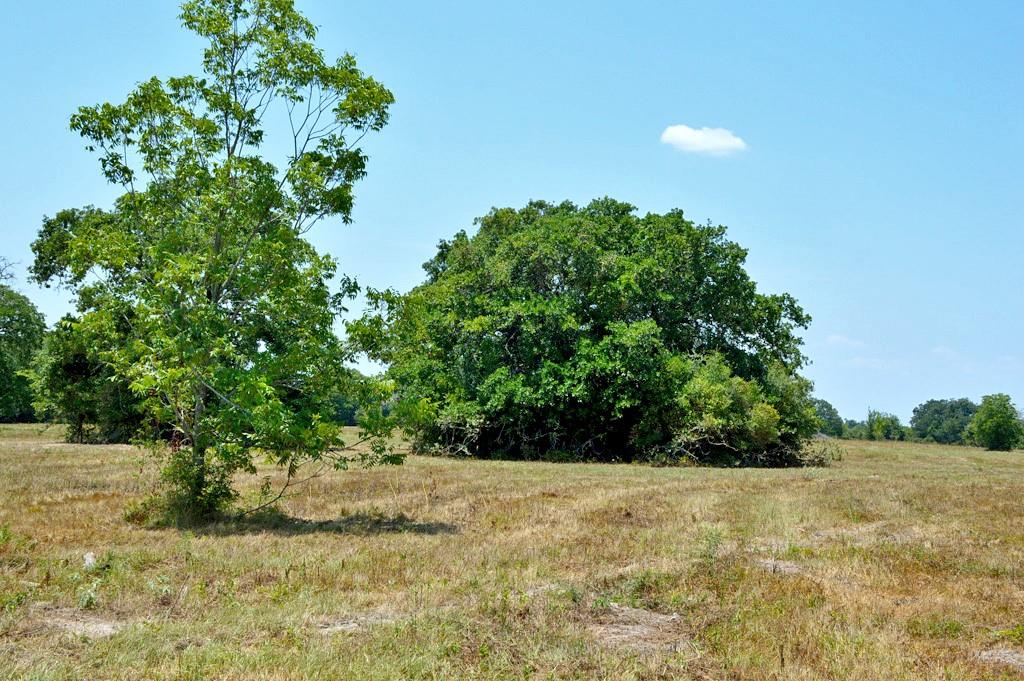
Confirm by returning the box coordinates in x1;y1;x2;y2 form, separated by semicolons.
1;425;1023;680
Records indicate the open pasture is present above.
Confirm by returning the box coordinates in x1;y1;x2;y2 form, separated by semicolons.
1;425;1022;679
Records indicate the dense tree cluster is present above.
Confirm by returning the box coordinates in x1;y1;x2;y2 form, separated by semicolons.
910;398;977;444
351;199;820;466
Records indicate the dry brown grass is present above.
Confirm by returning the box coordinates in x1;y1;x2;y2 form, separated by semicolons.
1;424;1023;679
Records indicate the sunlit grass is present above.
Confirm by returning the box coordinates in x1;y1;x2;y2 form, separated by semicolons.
1;424;1022;679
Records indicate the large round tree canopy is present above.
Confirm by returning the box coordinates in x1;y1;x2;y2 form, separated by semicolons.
351;198;819;465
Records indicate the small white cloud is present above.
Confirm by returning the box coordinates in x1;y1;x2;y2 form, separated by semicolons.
660;124;747;156
827;333;865;348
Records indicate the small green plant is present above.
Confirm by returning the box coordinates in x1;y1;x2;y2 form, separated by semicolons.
907;616;965;639
618;569;672;608
1;589;32;613
697;525;725;569
146;575;173;605
558;586;582;605
122;495;164;527
994;624;1024;644
0;523;33;551
78;579;101;609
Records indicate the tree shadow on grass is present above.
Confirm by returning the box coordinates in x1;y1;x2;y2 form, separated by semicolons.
191;509;459;537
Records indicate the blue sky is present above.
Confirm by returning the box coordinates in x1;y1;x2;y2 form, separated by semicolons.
2;1;1022;422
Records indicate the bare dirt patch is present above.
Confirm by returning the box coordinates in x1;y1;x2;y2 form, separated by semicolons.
975;647;1024;671
754;558;803;575
522;583;560;597
316;611;402;634
41;608;127;638
809;521;943;549
586;603;688;654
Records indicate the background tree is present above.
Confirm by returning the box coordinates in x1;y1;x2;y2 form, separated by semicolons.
0;265;45;422
810;397;845;437
351;199;819;466
910;397;977;444
31;0;397;519
866;409;906;441
842;418;868;439
25;317;144;443
966;393;1022;451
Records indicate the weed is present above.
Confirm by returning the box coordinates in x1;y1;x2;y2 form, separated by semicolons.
994;624;1024;644
77;579;101;610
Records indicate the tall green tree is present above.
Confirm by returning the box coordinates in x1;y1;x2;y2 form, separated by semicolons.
31;0;398;518
966;394;1022;451
351;199;819;466
0;264;46;422
910;397;977;444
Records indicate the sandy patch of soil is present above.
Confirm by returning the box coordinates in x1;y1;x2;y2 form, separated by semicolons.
976;647;1024;671
42;607;127;638
586;603;688;654
522;583;560;597
754;558;803;575
316;611;402;634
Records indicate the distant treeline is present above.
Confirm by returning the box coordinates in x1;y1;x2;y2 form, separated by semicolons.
811;396;1023;450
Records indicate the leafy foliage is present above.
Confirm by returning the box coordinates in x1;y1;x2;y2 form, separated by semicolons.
910;398;977;444
966;394;1022;451
0;281;45;423
351;199;819;466
31;0;398;518
25;317;144;443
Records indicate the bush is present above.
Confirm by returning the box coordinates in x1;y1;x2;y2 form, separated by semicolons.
966;394;1022;451
801;439;845;466
351;199;818;466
